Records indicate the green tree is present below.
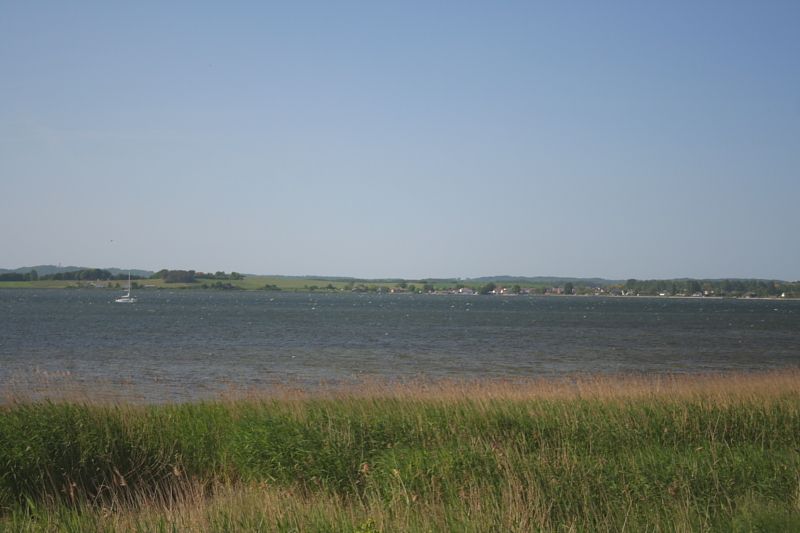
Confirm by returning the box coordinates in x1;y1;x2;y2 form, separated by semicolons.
479;282;496;295
766;281;777;295
564;282;574;295
511;284;521;294
162;270;197;283
722;280;733;293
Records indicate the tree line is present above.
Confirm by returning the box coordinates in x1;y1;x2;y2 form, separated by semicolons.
0;271;38;282
618;279;798;297
149;270;244;283
0;268;245;285
35;269;145;281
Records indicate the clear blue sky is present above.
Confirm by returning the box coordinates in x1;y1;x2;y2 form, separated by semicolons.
2;2;798;280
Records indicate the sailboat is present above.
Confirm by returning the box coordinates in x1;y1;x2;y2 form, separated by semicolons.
115;272;138;303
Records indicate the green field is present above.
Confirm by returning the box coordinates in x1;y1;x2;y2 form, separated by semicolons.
1;371;799;532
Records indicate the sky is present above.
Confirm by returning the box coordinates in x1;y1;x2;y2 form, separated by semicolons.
1;2;799;281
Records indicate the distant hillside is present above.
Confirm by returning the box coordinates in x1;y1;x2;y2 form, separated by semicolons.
0;265;154;278
464;276;790;286
258;275;436;283
0;265;90;276
103;268;155;277
464;276;627;286
667;277;790;283
257;275;626;286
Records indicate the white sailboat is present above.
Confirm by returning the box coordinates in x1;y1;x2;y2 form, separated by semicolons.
115;272;138;303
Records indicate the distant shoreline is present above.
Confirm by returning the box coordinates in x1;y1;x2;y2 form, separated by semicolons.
0;283;796;299
0;284;795;299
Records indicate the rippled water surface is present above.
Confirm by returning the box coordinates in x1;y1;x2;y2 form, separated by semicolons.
1;290;798;399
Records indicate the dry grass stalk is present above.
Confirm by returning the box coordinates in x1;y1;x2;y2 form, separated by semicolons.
3;368;798;407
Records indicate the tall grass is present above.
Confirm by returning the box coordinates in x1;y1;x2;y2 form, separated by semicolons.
1;370;799;532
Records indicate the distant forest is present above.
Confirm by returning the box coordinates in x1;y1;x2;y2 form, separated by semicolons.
40;269;145;281
0;268;241;284
0;265;154;277
0;269;146;282
150;269;244;283
614;278;797;298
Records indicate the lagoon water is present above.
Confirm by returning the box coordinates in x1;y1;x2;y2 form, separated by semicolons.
1;289;798;400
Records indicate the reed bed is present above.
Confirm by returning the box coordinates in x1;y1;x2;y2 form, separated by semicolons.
1;369;799;532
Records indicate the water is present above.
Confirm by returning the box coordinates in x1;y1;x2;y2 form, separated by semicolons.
1;290;798;400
